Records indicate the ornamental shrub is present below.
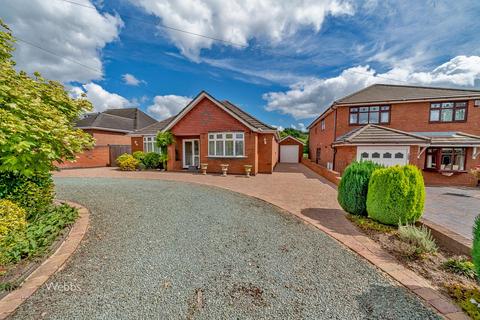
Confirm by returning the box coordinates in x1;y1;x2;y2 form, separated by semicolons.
366;165;425;225
398;223;437;255
472;215;480;280
143;152;162;169
0;172;54;217
132;151;146;163
116;154;139;171
0;200;26;238
337;161;382;216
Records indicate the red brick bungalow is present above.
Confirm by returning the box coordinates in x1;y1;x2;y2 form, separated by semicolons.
60;108;157;168
308;84;480;186
131;91;280;175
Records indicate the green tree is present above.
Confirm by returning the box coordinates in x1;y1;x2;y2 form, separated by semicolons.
156;131;175;169
0;20;94;176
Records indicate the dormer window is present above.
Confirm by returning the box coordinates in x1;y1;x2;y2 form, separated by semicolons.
349;106;390;125
429;101;467;122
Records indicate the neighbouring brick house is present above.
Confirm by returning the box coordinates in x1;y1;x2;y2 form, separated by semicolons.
130;91;280;175
59;108;157;168
308;84;480;186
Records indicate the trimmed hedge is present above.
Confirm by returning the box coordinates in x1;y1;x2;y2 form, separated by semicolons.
472;215;480;281
366;165;425;225
0;200;26;238
337;161;382;216
132;151;146;162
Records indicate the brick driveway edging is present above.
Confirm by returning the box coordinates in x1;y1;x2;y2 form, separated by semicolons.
0;201;89;320
53;166;467;319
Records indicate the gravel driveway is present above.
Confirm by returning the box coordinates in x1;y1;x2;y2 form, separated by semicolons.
10;178;439;319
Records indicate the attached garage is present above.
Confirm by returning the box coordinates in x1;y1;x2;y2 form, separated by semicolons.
279;136;305;163
357;146;409;167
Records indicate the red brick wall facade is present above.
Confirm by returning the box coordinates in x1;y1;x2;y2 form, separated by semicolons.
163;97;277;174
58;146;110;168
279;137;303;163
87;129;131;146
309;99;480;186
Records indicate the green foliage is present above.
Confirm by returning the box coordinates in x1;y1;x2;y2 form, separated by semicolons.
0;204;78;265
397;224;437;255
156;131;174;170
347;215;395;233
279;128;307;141
143;152;162;169
472;215;480;281
116;153;139;171
0;200;26;238
0;20;94;176
132;151;146;162
367;165;425;225
338;161;382;216
0;172;54;217
446;284;480;319
443;258;476;279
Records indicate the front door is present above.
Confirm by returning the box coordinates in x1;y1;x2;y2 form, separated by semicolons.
183;139;200;169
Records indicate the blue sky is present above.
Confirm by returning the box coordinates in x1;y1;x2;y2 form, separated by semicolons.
3;0;480;130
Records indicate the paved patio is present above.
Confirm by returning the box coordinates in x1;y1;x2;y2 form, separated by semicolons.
424;186;480;240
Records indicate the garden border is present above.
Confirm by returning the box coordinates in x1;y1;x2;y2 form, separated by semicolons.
0;201;89;320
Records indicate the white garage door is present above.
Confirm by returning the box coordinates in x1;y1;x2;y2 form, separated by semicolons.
357;146;409;167
280;145;299;163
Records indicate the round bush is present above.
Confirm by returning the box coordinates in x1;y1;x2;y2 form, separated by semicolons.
337;161;382;216
116;153;139;171
366;165;425;225
143;152;162;169
0;199;27;237
132;151;146;162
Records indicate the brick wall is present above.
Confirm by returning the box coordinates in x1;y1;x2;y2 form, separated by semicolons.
86;129;131;146
58;146;110;168
333;145;357;173
279;137;303;163
308;110;336;167
258;133;277;173
301;158;341;185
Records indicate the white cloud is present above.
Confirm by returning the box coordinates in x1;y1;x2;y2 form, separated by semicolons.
3;0;123;83
263;55;480;120
130;0;354;60
122;73;145;86
147;95;192;119
72;83;134;112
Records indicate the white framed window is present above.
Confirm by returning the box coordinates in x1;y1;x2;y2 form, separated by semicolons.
321;119;326;130
143;136;161;153
208;132;244;157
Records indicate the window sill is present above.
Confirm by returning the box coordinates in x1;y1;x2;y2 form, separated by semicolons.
424;169;467;174
207;156;247;159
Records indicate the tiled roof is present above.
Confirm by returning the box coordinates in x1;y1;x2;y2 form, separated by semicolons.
334;125;430;145
75;108;157;132
131;116;175;135
220;100;276;131
336;84;480;105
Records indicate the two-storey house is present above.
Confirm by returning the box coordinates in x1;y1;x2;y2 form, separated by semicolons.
308;84;480;186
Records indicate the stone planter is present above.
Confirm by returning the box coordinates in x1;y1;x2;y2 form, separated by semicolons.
220;164;229;177
244;165;253;177
200;163;208;175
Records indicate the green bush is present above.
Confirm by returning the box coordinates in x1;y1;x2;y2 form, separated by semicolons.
132;151;146;162
398;223;437;255
443;258;476;279
116;153;139;171
366;165;425;225
143;152;162;169
0;204;78;265
0;172;54;217
338;161;382;216
0;200;26;238
472;215;480;280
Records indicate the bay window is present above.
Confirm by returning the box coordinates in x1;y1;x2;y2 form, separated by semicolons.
349;106;390;125
208;132;244;157
143;136;161;153
429;101;467;122
425;148;466;171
